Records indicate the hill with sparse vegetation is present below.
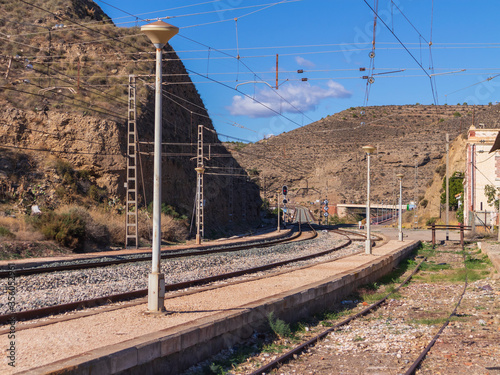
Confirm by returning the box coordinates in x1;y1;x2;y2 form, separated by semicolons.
227;103;500;225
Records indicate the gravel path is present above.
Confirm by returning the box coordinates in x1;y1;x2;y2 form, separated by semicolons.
181;243;500;375
0;232;362;314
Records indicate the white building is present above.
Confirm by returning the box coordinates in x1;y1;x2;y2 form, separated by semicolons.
464;125;500;227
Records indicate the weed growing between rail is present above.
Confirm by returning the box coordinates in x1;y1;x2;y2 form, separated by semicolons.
180;242;497;375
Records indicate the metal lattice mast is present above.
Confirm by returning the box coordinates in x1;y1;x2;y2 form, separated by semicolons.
195;125;205;244
125;75;139;248
229;158;234;223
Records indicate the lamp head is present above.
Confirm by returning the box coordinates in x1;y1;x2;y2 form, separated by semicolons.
141;20;179;48
396;173;404;179
362;145;376;154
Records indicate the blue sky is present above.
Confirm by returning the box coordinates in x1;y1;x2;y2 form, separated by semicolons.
96;0;500;142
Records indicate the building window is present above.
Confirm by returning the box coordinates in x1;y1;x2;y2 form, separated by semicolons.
480;202;483;211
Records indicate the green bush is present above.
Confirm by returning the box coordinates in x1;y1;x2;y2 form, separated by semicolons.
88;185;107;203
54;159;74;177
426;217;439;226
267;312;292;338
0;226;15;239
329;214;345;225
33;211;86;250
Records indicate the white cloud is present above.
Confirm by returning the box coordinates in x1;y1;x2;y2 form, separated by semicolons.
295;56;316;68
228;80;352;118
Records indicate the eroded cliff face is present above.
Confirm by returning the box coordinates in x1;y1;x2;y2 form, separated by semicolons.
0;105;125;190
0;0;262;233
0;63;261;231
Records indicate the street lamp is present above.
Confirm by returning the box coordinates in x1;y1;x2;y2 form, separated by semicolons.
362;145;376;254
141;20;179;313
396;173;404;241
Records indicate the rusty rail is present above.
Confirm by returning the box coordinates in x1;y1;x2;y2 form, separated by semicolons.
0;224;349;324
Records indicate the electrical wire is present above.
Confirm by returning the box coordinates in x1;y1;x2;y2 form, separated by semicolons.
15;0;314;130
362;0;437;105
0;144;122;156
0;122;112;146
1;85;126;121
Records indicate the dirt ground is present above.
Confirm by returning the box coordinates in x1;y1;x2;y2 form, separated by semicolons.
183;242;500;375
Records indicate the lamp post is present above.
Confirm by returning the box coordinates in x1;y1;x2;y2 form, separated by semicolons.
396;173;404;241
141;20;179;313
362;145;376;254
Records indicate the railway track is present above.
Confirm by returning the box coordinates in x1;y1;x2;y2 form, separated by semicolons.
0;223;368;325
245;242;472;375
0;226;303;278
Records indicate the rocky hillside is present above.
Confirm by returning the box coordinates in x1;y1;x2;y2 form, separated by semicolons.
0;0;261;236
227;103;500;222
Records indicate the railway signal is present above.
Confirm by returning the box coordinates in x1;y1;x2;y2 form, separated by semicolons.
282;185;288;196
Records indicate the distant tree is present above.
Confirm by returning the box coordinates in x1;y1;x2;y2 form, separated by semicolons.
484;184;500;210
440;171;464;210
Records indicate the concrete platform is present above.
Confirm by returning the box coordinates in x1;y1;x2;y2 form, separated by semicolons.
3;239;420;375
478;241;500;277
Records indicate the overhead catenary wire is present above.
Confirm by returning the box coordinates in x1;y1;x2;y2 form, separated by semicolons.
0;144;122;156
15;0;314;131
137;77;258;135
1;85;127;121
362;0;437;105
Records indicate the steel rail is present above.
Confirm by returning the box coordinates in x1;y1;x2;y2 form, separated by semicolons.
249;255;427;375
404;245;469;375
0;227;303;278
0;224;342;324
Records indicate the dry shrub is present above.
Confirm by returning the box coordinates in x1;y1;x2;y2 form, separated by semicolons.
161;214;189;242
14;230;44;241
54;205;110;249
137;211;188;243
87;207;125;246
0;216;43;240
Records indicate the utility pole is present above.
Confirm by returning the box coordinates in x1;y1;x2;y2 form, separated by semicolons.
277;192;280;232
195;125;205;245
414;160;418;229
276;54;279;89
446;133;450;241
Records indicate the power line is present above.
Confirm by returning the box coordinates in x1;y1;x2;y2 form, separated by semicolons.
0;144;122;156
16;0;313;130
2;85;126;121
362;0;437;105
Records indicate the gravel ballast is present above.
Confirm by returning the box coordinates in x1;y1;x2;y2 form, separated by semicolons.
0;231;362;314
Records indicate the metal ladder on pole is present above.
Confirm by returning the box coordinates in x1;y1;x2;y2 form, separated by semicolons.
125;75;139;248
195;124;205;244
